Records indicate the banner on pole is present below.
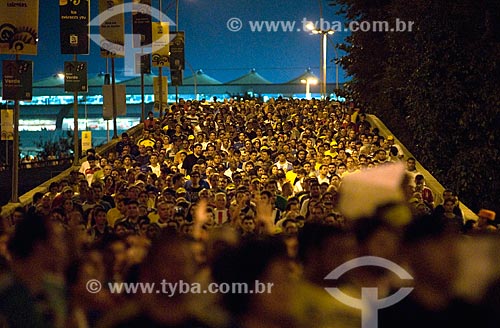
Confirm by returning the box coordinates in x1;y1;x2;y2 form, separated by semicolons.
151;22;169;67
0;0;39;55
153;76;168;100
99;0;125;57
60;0;90;54
64;61;88;92
1;109;14;141
169;31;185;70
135;53;151;75
153;76;168;112
171;69;183;87
132;0;152;48
2;60;33;101
81;131;92;152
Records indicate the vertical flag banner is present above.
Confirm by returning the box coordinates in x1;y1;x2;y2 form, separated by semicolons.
0;0;39;55
171;69;183;87
81;131;92;152
132;0;152;48
1;109;14;141
151;22;169;67
2;60;33;101
60;0;90;54
99;0;125;57
135;53;151;75
170;31;185;70
64;61;88;92
153;76;168;112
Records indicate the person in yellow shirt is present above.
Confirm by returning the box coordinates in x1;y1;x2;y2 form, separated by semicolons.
136;130;156;148
285;163;301;188
106;192;127;228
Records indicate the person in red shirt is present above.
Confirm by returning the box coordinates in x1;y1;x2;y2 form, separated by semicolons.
415;174;434;210
143;111;158;131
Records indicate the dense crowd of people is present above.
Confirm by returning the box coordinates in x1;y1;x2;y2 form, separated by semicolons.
0;97;498;327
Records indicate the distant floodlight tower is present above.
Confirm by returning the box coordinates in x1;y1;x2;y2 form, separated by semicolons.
306;22;334;99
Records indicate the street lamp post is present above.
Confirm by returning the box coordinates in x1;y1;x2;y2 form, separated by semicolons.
175;0;179;103
301;77;318;100
306;23;334;99
335;55;339;91
321;32;327;97
327;37;340;92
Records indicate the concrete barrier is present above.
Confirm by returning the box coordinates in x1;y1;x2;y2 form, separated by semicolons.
367;114;477;221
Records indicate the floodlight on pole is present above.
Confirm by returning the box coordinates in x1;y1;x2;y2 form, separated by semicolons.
305;22;334;99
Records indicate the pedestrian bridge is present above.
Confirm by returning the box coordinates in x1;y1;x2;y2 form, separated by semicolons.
0;115;478;221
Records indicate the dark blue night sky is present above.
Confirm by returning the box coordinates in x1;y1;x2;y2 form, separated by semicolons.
1;0;348;84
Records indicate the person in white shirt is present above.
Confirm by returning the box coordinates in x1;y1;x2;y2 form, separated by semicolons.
79;148;98;174
274;151;293;172
148;153;161;177
317;165;331;185
224;158;242;180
